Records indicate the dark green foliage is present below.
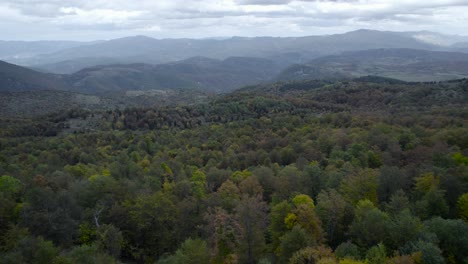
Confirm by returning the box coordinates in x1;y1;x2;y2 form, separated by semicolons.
424;217;468;263
335;241;361;260
401;240;445;264
277;226;311;263
157;238;211;264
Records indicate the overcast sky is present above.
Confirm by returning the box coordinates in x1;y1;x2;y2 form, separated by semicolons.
1;0;467;41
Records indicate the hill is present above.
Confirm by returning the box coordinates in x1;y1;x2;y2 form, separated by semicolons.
0;60;68;92
64;56;283;94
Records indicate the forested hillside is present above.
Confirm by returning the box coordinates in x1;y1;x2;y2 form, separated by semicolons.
0;78;467;264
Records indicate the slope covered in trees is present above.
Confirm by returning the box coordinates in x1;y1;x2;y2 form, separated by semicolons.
0;78;467;264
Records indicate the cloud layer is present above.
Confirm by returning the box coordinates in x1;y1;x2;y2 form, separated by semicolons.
1;0;467;40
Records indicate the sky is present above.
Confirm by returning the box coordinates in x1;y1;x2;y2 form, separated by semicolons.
1;0;468;41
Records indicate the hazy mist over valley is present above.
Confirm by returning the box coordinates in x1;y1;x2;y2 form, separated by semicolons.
1;1;467;264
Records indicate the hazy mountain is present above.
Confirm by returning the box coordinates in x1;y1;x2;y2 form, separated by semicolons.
65;56;283;94
13;29;449;73
0;55;284;94
0;40;96;64
277;48;468;82
0;60;68;92
398;31;468;46
451;42;468;53
33;57;124;74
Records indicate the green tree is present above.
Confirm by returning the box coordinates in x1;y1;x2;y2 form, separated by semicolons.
365;243;387;264
401;240;444;264
0;227;60;264
277;226;311;263
96;224;123;258
340;169;378;205
0;176;22;232
349;200;389;248
316;189;349;247
235;195;268;264
287;194;324;244
190;169;207;199
457;193;468;221
334;241;360;260
125;192;180;262
204;207;243;264
386;210;423;251
424;217;468;263
269;201;292;254
157;238;210;264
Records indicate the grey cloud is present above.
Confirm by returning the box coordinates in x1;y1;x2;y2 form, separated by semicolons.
0;0;468;40
235;0;355;5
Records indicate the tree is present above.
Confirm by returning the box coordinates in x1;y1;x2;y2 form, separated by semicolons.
457;193;468;221
125;192;180;262
269;201;292;254
288;194;324;244
157;238;210;264
64;244;118;264
401;240;444;264
385;190;410;216
414;189;449;220
204;207;243;264
348;200;389;248
96;224;123;258
377;166;409;203
215;180;241;212
424;217;468;263
289;246;336;264
365;243;387;264
235;195;268;264
340;169;378;205
334;241;360;260
277;226;311;263
190;169;207;200
0;176;22;232
20;188;80;247
0;226;60;264
316;189;350;247
386;210;423;251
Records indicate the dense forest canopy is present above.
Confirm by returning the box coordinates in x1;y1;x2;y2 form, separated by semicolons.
0;77;467;264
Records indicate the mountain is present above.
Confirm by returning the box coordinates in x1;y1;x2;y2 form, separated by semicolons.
0;60;68;92
0;55;284;94
33;57;123;74
0;40;96;64
65;56;283;94
451;42;468;54
398;31;468;46
18;29;446;73
277;48;468;82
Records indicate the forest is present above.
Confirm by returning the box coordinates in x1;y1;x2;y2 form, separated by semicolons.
0;78;467;264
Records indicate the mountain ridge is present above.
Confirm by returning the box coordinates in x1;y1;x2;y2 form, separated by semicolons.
3;29;454;73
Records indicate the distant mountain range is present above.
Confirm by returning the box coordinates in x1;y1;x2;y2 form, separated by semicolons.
276;48;468;82
1;29;468;112
2;47;468;96
2;29;467;74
